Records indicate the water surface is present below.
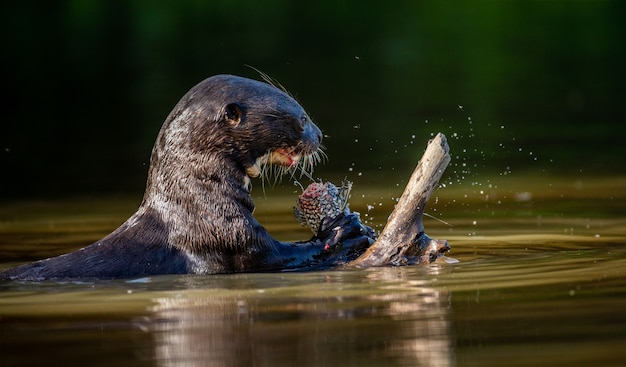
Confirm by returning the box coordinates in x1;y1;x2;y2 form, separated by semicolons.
1;176;625;367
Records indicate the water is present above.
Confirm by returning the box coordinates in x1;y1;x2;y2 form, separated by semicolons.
1;176;625;367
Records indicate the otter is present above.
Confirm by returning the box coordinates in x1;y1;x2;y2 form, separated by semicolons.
0;75;374;281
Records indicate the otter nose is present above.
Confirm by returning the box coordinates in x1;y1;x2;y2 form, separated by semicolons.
305;119;323;146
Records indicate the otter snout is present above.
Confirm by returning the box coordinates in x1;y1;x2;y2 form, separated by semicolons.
301;118;323;153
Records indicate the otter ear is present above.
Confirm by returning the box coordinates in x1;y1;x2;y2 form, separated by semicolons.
225;103;242;126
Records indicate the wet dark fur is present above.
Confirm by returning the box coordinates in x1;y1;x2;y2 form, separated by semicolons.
0;75;373;281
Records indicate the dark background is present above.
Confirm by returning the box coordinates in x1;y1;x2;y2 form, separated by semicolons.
2;0;624;199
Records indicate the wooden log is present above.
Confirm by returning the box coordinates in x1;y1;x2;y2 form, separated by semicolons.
348;133;451;267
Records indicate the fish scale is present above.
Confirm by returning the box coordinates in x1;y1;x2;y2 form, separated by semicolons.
294;180;352;234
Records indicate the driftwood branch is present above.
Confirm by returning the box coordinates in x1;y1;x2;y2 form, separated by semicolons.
349;133;451;267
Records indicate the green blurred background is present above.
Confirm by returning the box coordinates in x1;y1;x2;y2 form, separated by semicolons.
2;0;624;199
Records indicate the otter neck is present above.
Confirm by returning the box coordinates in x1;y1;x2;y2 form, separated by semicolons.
142;152;255;215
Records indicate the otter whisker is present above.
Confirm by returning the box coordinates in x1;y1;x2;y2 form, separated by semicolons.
256;151;275;195
276;165;288;185
297;149;324;180
293;180;305;192
247;111;283;119
245;65;293;97
423;212;453;227
287;165;299;182
307;155;317;175
316;147;328;163
259;162;274;189
308;152;321;169
270;162;282;186
296;155;316;181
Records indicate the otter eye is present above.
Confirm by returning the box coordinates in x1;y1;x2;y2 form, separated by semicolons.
225;103;242;125
300;114;308;127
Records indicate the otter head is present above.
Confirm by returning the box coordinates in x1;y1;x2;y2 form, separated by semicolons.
219;75;324;179
154;75;323;185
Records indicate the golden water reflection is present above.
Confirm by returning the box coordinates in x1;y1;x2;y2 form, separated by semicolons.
138;269;454;367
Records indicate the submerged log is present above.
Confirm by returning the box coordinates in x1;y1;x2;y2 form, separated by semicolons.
348;133;451;267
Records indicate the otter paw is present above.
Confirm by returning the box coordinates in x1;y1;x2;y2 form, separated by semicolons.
318;212;376;249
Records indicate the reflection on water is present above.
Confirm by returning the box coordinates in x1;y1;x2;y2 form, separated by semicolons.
137;270;453;367
1;177;626;366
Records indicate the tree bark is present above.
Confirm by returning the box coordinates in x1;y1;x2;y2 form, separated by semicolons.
348;133;451;267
